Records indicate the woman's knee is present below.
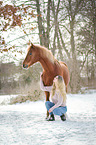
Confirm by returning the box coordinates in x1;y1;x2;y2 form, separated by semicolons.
45;101;55;109
45;101;50;106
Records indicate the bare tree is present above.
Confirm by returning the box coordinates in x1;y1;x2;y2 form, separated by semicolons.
76;0;96;82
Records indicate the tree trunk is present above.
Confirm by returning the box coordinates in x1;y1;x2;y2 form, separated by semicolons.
51;0;60;54
36;0;44;46
69;20;81;93
36;0;51;48
46;0;51;49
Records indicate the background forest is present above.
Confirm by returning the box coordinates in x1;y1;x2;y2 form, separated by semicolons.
0;0;96;96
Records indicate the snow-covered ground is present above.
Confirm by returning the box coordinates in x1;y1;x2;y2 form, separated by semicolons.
0;92;96;145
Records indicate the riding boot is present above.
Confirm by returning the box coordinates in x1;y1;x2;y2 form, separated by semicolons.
47;114;55;121
60;114;66;121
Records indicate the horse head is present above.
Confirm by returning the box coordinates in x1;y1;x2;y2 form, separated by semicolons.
23;43;40;68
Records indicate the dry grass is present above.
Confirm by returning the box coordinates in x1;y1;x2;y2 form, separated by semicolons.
9;81;45;104
10;94;41;104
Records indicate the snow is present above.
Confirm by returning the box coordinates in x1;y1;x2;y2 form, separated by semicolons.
0;92;96;145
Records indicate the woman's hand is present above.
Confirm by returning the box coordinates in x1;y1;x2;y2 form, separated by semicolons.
49;109;52;113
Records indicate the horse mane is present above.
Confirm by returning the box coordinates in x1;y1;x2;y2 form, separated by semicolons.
35;44;56;64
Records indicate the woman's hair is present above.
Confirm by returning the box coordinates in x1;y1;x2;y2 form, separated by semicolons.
51;76;67;102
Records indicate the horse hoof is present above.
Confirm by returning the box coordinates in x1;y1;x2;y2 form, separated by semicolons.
45;117;49;121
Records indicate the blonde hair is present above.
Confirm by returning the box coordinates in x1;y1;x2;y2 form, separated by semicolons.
51;76;67;102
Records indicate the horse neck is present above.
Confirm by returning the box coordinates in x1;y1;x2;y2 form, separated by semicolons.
39;55;55;74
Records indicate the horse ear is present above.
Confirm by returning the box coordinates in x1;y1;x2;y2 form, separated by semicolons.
31;42;33;48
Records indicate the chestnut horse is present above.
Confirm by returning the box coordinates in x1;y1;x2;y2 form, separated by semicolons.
23;43;70;118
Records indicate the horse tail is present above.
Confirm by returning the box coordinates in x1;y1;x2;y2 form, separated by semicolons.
59;61;69;93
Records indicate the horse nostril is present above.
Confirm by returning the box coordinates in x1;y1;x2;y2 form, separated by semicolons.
23;64;25;68
23;64;28;68
26;65;28;68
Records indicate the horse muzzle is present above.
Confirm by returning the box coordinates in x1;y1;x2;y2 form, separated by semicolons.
23;64;28;68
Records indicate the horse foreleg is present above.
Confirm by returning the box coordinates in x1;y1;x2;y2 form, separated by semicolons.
66;85;68;93
45;91;50;118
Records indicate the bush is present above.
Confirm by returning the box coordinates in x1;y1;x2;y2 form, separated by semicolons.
10;89;44;104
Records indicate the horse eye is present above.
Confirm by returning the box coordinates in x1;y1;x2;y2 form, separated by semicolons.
29;52;32;55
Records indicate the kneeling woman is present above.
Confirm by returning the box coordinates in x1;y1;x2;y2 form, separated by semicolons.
40;75;67;121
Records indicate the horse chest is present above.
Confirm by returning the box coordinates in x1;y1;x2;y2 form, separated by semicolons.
42;74;53;86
